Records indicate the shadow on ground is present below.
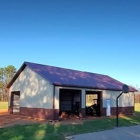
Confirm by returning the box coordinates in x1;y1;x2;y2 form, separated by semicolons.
0;110;140;140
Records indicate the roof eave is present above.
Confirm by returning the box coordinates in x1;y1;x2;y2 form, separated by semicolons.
53;83;136;92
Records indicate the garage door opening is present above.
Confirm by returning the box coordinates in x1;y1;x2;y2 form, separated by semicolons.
86;91;102;117
59;89;81;120
11;91;20;114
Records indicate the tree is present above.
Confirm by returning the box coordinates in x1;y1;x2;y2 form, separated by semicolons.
134;86;140;103
0;68;4;93
0;65;16;101
4;65;16;86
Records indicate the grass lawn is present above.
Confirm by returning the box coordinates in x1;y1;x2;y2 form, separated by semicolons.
0;103;140;140
135;103;140;111
0;102;8;110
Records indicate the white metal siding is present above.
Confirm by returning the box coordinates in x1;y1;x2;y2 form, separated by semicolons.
102;90;134;108
54;86;59;109
9;66;53;109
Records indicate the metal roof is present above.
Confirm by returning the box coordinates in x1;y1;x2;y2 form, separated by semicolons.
7;62;137;92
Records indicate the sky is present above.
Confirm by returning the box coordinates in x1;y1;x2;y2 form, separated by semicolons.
0;0;140;88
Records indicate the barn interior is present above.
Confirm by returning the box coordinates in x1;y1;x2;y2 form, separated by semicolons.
11;91;20;114
59;89;81;119
86;91;102;117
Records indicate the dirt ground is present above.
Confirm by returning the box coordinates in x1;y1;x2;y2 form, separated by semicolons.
0;110;85;128
0;109;8;113
0;112;44;128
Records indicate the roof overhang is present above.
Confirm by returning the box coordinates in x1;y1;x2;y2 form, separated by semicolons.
53;83;137;92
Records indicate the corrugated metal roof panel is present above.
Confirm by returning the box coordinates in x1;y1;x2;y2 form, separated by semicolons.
22;62;136;92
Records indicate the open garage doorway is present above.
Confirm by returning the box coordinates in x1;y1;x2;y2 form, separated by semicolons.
59;89;81;120
86;91;102;117
11;91;20;114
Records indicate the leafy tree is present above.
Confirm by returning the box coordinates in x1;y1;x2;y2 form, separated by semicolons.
0;68;4;93
4;65;16;86
0;65;16;101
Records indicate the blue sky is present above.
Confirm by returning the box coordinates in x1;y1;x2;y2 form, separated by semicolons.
0;0;140;87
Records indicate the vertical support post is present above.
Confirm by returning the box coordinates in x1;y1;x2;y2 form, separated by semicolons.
53;85;55;120
79;89;85;118
53;85;60;120
116;92;123;127
99;91;103;117
9;92;13;114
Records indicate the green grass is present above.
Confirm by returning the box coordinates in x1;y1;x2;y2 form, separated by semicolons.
135;103;140;111
0;119;116;140
0;102;8;109
0;103;140;140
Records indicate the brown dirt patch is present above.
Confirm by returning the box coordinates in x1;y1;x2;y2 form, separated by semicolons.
0;113;84;128
0;109;8;113
0;113;45;128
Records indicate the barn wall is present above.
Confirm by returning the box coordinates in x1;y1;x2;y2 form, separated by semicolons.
102;90;134;116
102;90;134;107
9;66;53;109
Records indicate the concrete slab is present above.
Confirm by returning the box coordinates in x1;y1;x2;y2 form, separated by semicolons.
66;125;140;140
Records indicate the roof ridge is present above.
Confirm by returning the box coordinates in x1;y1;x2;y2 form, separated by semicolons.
83;71;108;76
